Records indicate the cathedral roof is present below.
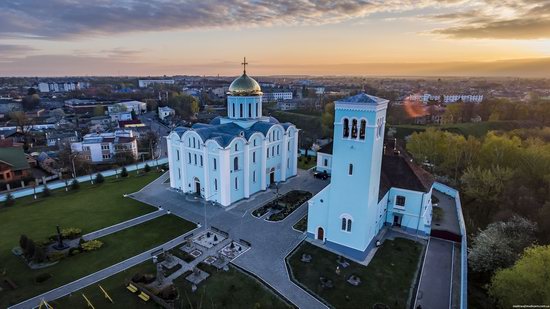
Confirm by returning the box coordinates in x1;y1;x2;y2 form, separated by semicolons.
228;73;262;96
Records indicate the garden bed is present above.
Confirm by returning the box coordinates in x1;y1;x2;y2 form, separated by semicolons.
266;190;312;221
293;215;308;232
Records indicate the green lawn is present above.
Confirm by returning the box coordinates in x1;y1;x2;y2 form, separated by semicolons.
53;263;290;309
298;156;316;170
288;238;423;308
1;214;195;307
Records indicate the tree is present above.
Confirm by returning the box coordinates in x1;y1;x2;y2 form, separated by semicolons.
19;235;28;251
166;93;199;119
93;105;105;116
469;216;537;274
21;89;40;110
95;173;105;184
24;238;36;259
407;128;447;171
121;167;129;178
478;133;521;169
321;102;335;137
71;179;80;190
32;245;47;263
460;166;514;204
9;111;34;151
4;192;15;207
489;245;550;308
144;164;151;173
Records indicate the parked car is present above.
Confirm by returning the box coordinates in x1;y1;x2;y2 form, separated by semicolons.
313;171;330;180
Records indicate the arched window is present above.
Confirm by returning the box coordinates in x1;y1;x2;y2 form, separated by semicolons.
349;164;353;175
351;119;358;138
277;145;280;155
235;143;238;151
234;177;238;190
340;215;353;232
256;103;259;117
272;146;275;157
234;157;239;171
214;178;218;191
248;103;252;118
343;118;349;138
232;104;235;117
341;218;347;230
347;219;352;232
360;120;366;140
240;104;243;117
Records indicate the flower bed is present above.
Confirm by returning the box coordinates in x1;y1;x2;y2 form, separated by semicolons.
267;190;312;222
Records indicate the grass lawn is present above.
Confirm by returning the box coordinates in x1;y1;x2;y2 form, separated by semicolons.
1;214;195;307
298;156;316;170
293;215;308;232
53;263;290;309
288;238;423;308
174;264;291;309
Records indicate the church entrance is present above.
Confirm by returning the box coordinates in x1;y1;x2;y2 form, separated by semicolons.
317;227;324;241
269;168;275;185
194;178;201;196
393;215;402;227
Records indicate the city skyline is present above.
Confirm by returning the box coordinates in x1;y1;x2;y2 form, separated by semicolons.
1;0;549;77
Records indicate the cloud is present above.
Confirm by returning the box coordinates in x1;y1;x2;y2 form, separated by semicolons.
0;44;36;61
431;1;550;39
0;0;464;40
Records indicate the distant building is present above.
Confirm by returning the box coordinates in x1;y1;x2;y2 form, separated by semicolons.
109;112;133;122
107;100;147;114
211;87;228;98
276;100;299;111
37;81;90;93
45;131;79;148
71;130;138;163
412;94;483;104
262;91;293;102
158;106;175;121
138;79;175;88
0;147;32;185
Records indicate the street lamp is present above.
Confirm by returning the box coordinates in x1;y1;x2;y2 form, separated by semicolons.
202;193;217;230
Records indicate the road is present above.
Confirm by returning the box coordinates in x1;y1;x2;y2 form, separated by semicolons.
139;111;171;158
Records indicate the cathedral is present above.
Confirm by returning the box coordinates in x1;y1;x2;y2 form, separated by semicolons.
307;93;434;260
166;60;298;207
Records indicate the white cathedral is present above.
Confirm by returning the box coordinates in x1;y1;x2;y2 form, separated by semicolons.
166;60;299;206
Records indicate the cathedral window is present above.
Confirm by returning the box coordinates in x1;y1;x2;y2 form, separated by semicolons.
213;158;217;170
254;139;257;146
240;104;243;117
277;145;280;155
193;137;196;148
188;153;191;164
214;179;218;191
235;143;238;151
343;118;350;138
178;168;181;180
253;151;256;163
188;138;191;147
176;150;180;161
324;159;328;166
194;154;197;165
234;177;238;190
232;104;235;117
248;103;252;118
347;219;352;232
272;146;275;157
351;119;358;138
360;120;366;140
341;215;352;232
341;218;346;230
200;155;203;166
256;103;259;117
348;164;353;175
253;170;256;182
234;157;239;171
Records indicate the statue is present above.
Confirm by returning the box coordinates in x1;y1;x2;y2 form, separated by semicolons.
53;225;69;250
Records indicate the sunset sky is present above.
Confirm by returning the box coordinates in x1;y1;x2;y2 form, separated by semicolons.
1;0;549;77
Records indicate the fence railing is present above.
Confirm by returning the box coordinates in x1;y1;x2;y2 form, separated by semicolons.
433;182;468;309
0;158;168;202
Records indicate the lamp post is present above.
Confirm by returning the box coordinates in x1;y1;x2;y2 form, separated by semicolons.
202;193;217;230
70;153;78;179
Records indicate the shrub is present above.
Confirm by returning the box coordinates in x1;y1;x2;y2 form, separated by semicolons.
68;247;82;256
24;239;36;258
35;273;52;283
19;235;29;251
41;185;51;197
4;192;15;207
95;173;105;184
48;251;65;262
61;227;82;239
71;179;80;190
121;167;129;178
81;240;103;252
144;164;151;172
32;246;47;263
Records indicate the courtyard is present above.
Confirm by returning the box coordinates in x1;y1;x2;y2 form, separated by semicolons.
287;237;424;308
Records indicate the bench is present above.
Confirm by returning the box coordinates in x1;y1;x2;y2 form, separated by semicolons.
138;292;150;302
126;283;138;293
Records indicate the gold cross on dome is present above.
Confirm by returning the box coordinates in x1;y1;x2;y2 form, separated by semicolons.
241;57;248;74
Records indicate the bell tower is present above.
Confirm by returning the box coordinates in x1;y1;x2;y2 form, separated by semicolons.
325;93;388;252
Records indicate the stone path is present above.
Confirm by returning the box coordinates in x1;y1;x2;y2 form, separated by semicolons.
8;227;200;309
82;210;166;241
131;169;330;309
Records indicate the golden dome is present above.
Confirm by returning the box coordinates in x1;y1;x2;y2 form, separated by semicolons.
228;73;262;96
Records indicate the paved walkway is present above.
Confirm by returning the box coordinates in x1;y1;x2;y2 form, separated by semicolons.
82;210;166;241
8;227;200;309
131;169;329;309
